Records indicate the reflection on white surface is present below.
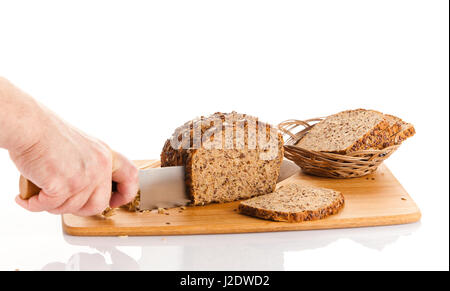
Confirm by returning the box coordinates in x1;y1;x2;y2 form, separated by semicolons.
39;223;421;271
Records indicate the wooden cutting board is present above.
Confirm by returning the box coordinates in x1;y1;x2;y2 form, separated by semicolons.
62;160;421;236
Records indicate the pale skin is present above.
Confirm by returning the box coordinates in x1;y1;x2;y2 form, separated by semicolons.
0;77;139;216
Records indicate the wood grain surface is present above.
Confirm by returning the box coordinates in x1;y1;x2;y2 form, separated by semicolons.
62;160;421;236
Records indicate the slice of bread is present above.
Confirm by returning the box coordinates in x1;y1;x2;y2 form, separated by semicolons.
384;114;404;137
297;109;390;153
379;114;416;148
238;183;345;222
389;122;416;145
297;109;415;153
361;114;403;150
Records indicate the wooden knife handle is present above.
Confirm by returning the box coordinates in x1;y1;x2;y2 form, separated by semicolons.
19;175;41;200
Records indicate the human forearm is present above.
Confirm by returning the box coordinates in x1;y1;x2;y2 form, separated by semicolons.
1;77;138;216
0;77;44;152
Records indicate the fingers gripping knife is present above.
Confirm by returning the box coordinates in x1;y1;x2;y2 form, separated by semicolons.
19;158;299;212
18;152;190;211
18;151;121;199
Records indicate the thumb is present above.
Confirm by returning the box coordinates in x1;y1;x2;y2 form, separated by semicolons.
109;151;139;208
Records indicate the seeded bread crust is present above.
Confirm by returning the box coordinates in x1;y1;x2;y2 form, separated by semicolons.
375;115;404;149
391;123;415;144
348;119;390;152
349;113;406;151
238;184;345;222
380;115;416;148
160;112;284;206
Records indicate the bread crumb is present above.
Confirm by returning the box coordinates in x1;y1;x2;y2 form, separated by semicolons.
166;222;171;225
158;208;165;214
401;197;407;201
180;206;186;210
101;207;116;218
165;213;170;215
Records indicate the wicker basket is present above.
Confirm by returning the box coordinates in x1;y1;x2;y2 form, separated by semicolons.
278;118;400;178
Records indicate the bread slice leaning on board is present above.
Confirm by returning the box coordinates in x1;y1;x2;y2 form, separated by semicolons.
239;183;345;222
297;109;415;153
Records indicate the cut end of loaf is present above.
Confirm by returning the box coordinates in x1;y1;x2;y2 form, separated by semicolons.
189;149;282;205
160;111;284;206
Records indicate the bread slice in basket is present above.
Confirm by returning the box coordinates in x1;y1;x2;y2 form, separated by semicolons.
238;183;345;222
297;109;414;153
382;115;416;148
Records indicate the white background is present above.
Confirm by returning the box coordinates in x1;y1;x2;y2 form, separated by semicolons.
0;0;448;270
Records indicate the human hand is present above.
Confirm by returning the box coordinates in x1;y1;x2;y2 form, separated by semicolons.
9;108;139;216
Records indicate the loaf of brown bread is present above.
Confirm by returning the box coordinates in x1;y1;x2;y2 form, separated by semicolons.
239;183;345;222
160;112;284;206
297;109;414;153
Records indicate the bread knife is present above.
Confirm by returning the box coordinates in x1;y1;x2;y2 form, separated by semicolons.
19;159;299;212
18;165;189;211
138;159;299;210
